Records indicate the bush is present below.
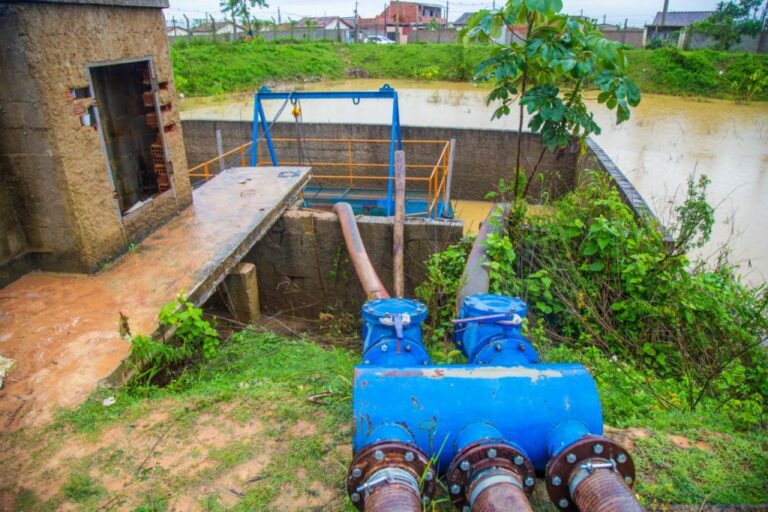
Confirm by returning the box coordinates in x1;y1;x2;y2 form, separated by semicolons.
419;173;768;429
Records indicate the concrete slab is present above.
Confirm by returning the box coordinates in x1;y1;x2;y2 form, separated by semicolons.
0;167;309;431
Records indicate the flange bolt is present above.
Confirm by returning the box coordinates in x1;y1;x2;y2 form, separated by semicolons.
525;477;535;487
593;443;604;454
558;498;569;508
460;460;471;471
374;450;384;461
450;484;461;495
514;455;524;466
551;475;562;486
486;448;497;458
566;453;577;463
404;451;415;462
351;467;362;478
351;492;361;503
617;453;627;463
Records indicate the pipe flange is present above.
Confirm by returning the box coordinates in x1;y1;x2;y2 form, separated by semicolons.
346;441;436;510
545;435;636;511
446;440;535;509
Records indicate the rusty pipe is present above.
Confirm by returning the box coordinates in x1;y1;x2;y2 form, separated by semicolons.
363;480;422;512
456;204;509;313
334;202;390;300
570;467;643;512
468;468;534;512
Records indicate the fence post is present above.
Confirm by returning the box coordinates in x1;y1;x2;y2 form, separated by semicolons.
348;140;353;187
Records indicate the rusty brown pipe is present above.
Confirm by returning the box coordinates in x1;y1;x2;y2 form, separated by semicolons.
456;203;509;313
334;202;390;300
363;481;422;512
468;468;534;512
570;468;643;512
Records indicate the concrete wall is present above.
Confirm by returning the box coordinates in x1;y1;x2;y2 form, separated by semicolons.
685;31;768;53
0;176;26;267
0;3;192;273
247;208;463;317
602;28;644;48
408;30;459;43
181;120;580;202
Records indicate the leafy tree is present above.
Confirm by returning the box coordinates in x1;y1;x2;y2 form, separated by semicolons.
692;0;765;50
289;18;298;40
426;19;440;31
462;0;640;203
220;0;268;35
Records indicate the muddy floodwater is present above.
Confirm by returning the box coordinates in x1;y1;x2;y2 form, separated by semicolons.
181;79;768;283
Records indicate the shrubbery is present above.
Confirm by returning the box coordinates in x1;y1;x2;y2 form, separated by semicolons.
417;173;768;429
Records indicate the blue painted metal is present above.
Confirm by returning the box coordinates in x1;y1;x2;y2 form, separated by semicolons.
250;85;403;215
361;298;430;367
352;363;603;471
351;293;605;475
359;422;416;448
546;420;592;458
455;294;538;366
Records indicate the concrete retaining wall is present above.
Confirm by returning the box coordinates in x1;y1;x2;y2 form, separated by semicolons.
246;208;463;318
181;120;581;202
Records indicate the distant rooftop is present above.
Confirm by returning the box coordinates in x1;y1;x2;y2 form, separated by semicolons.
454;12;474;25
651;11;713;27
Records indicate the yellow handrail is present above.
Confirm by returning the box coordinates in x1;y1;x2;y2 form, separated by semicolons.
189;137;452;219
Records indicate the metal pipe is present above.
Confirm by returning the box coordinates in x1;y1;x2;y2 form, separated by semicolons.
469;468;534;512
393;150;406;297
571;467;643;512
362;479;422;512
456;204;509;313
334;202;390;300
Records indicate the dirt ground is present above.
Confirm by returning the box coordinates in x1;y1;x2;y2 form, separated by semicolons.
0;397;350;511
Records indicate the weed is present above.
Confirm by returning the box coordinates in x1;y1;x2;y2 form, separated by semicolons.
62;472;103;503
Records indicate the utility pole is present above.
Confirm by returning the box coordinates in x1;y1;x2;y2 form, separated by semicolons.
209;13;217;42
354;1;359;42
603;14;606;25
446;1;449;23
622;18;628;44
384;3;388;39
232;11;237;39
492;0;496;9
278;6;282;25
395;0;401;44
183;14;191;42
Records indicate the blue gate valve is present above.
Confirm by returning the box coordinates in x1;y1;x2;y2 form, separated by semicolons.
360;298;431;366
455;294;539;366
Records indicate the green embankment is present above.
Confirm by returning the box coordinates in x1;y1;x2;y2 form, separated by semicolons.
171;40;768;100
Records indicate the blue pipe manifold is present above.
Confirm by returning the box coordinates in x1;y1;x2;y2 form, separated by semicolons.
347;294;636;510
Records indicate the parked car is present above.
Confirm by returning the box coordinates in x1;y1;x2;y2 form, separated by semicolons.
365;35;394;44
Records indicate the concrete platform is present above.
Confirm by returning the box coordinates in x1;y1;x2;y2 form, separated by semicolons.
0;167;309;431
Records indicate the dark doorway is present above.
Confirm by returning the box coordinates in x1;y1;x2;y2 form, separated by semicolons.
90;60;169;215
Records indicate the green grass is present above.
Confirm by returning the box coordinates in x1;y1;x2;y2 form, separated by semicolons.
170;39;768;101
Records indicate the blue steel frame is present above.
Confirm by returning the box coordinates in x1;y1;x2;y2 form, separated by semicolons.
251;84;404;215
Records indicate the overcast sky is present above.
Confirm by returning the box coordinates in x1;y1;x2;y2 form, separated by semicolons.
165;0;721;28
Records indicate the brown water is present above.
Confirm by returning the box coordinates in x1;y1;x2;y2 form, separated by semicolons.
181;80;768;283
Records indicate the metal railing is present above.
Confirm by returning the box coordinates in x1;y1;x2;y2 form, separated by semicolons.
188;137;453;218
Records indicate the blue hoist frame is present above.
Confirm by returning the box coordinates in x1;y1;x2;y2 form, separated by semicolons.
251;84;404;216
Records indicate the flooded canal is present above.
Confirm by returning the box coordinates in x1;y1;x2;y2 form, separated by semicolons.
180;79;768;283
